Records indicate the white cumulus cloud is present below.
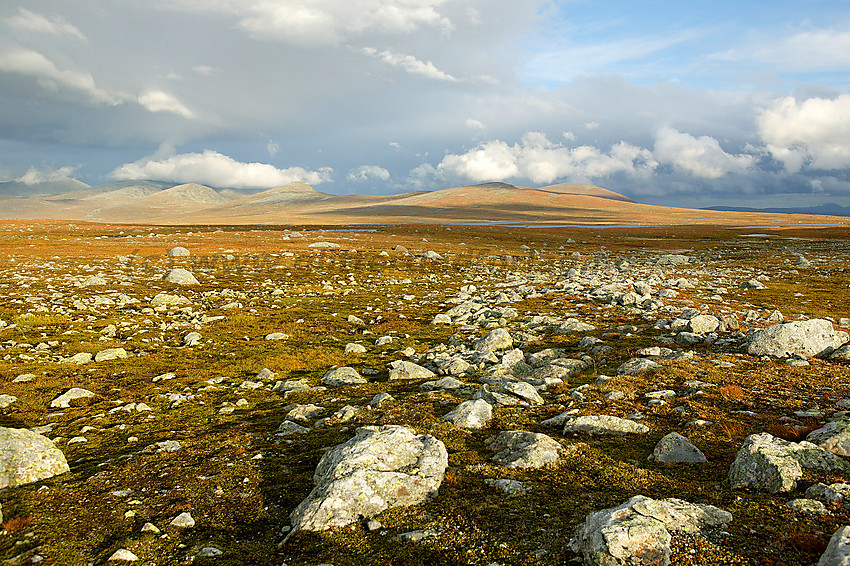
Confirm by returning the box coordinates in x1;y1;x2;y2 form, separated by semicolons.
756;95;850;172
15;165;79;184
436;132;657;184
653;127;754;178
110;150;332;189
5;8;86;40
347;165;390;181
363;48;456;81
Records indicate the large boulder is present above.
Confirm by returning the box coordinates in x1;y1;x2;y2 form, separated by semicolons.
808;420;850;456
747;319;848;359
820;526;850;566
729;432;848;493
488;430;564;469
289;425;447;532
0;427;70;488
572;495;732;565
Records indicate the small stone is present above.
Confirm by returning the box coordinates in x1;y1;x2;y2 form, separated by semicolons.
652;432;707;464
163;268;199;285
322;367;367;386
488;430;564;469
367;519;382;531
344;343;367;354
563;415;649;436
50;387;95;408
196;547;223;558
95;348;128;362
167;246;191;257
786;498;828;515
141;522;160;534
183;332;202;346
108;549;139;561
169;512;195;528
443;399;493;429
388;360;435;380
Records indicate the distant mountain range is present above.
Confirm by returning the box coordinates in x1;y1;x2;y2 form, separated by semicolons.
703;203;850;217
1;177;847;226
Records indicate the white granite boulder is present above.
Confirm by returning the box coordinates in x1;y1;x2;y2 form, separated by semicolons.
50;387;96;408
652;432;707;464
729;432;849;493
475;328;514;352
443;399;493;429
0;427;70;488
488;430;564;469
820;526;850;566
167;246;191;257
808;420;850;456
163;268;199;285
572;495;732;566
388;360;435;380
322;367;367;386
747;319;848;359
289;425;448;532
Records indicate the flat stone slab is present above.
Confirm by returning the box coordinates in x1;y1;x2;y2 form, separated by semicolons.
564;415;650;436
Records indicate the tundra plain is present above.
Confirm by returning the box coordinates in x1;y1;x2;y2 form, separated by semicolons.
1;220;850;566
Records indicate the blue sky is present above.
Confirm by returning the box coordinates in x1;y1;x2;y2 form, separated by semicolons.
1;0;849;208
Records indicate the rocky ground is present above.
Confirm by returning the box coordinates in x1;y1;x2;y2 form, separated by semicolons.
1;221;849;565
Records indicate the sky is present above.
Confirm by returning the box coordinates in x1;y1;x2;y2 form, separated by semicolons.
1;0;849;208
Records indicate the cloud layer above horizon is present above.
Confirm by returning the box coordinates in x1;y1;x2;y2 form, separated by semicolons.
1;0;849;207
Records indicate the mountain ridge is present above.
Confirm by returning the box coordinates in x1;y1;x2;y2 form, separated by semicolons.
1;178;847;226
